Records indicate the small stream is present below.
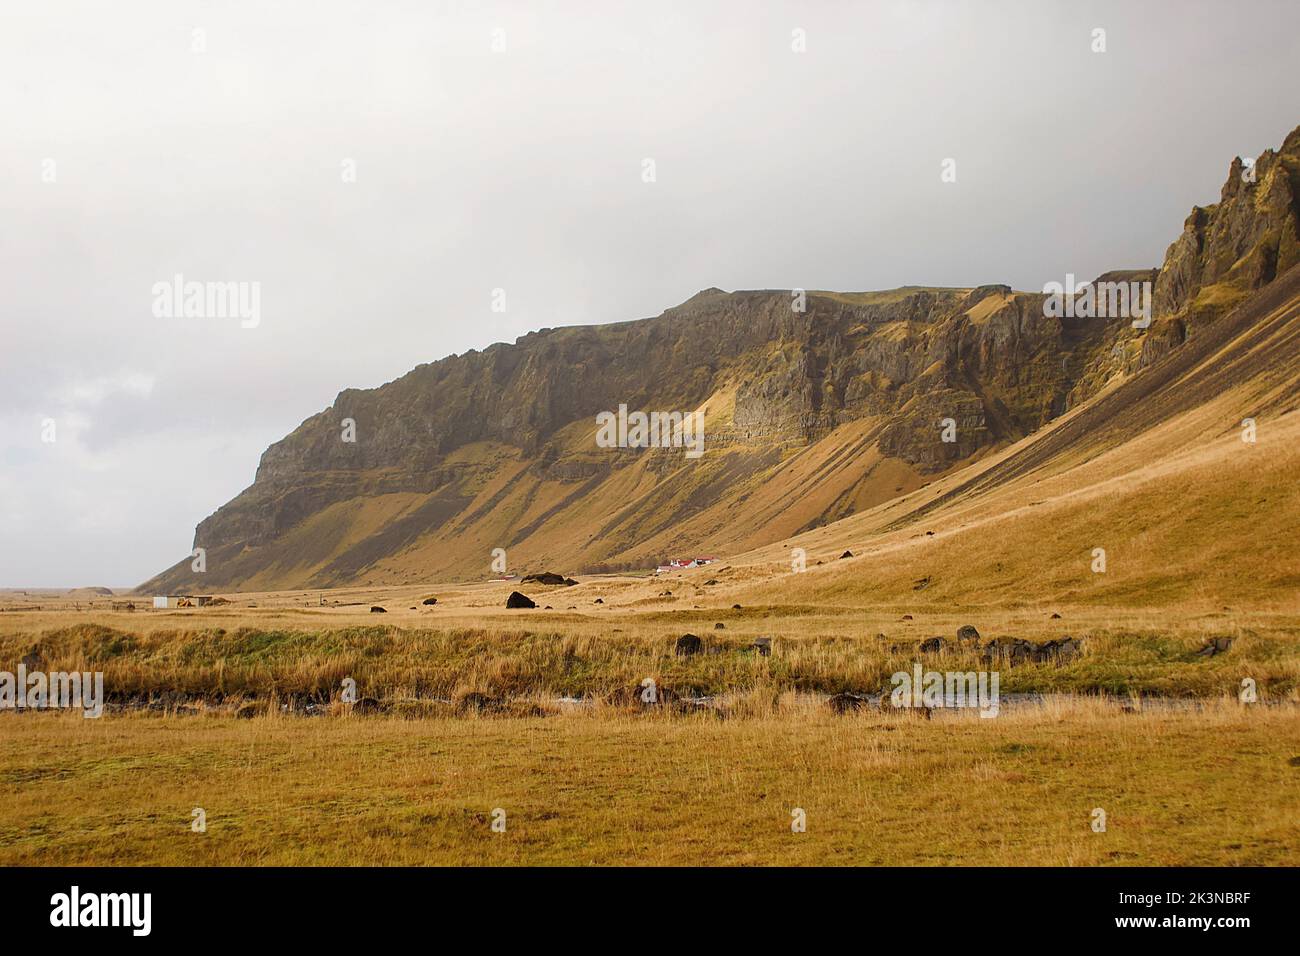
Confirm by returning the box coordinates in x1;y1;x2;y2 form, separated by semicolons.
62;689;1291;718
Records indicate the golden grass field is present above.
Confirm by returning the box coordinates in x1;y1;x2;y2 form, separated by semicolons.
1;584;1298;865
1;701;1297;866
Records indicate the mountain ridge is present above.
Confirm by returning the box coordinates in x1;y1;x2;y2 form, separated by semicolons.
141;125;1300;593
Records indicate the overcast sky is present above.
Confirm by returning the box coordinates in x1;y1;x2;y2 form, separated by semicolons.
2;0;1298;587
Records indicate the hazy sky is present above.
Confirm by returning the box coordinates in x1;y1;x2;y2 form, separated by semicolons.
2;0;1298;587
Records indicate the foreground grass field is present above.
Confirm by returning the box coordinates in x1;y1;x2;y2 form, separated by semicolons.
4;587;1296;866
2;701;1297;866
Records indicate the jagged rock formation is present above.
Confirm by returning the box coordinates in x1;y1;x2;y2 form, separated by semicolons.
1140;125;1300;367
1154;128;1300;321
141;125;1300;593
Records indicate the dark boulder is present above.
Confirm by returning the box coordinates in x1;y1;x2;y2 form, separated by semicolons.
983;637;1034;666
505;591;536;609
1056;637;1083;662
675;634;703;656
840;550;854;559
369;606;386;613
1034;637;1084;664
1196;636;1233;657
422;597;438;605
956;625;980;644
521;572;578;587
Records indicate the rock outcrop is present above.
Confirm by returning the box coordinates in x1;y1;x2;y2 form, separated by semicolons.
1153;128;1300;323
1140;125;1300;367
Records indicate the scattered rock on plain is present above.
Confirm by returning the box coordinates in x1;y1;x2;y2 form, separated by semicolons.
675;634;703;656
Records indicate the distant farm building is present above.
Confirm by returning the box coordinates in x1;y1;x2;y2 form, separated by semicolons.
654;557;718;574
152;595;216;609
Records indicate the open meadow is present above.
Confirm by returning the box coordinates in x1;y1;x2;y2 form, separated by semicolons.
1;697;1297;866
2;581;1298;866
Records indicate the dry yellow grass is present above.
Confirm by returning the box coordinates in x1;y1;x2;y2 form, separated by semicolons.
1;700;1296;866
3;597;1297;703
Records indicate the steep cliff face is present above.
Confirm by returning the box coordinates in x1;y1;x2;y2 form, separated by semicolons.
141;126;1300;593
1141;125;1300;364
